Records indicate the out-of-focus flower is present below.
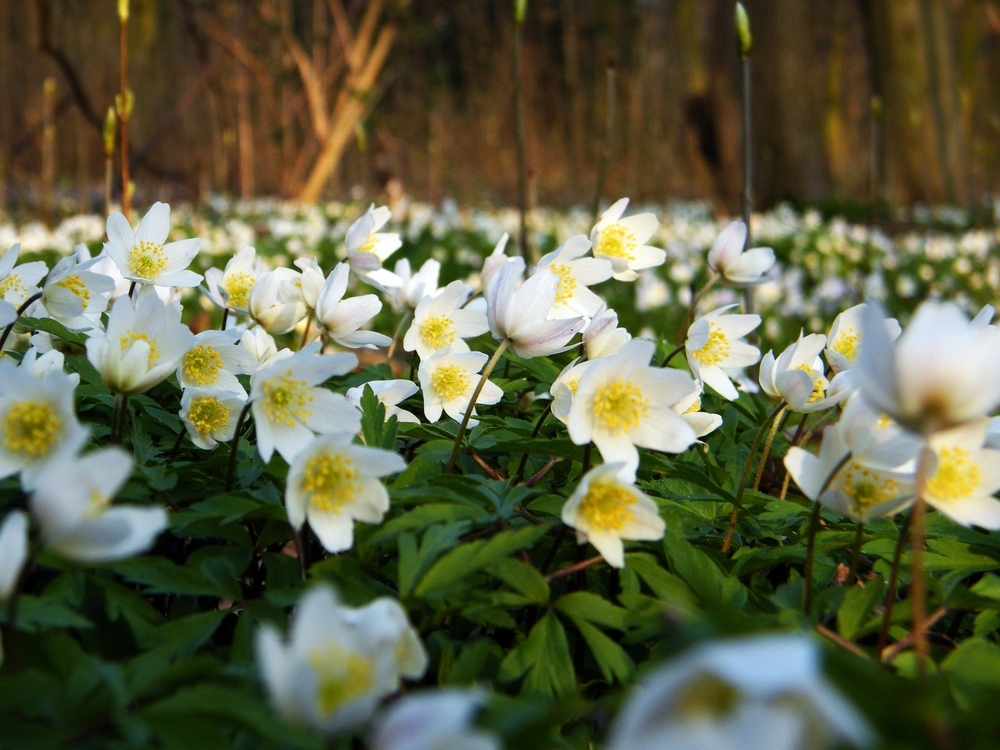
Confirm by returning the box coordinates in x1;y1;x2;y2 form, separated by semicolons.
345;380;420;424
686;305;761;401
248;345;359;463
86;292;194;395
584;304;631;360
180;388;247;450
481;233;515;289
0;300;16;329
404;279;488;359
0;510;29;604
418;350;503;426
486;258;584;358
286;432;405;553
568;338;698;480
562;462;665;568
0;243;47;306
760;333;851;413
824;303;900;375
707;220;776;286
858;301;1000;434
30;447;168;562
923;418;1000;528
103;202;202;287
240;327;279;371
590;198;665;282
39;254;115;331
389;257;440;310
314;263;391;349
372;690;498;750
248;268;307;335
177;329;256;395
535;235;612;319
331;597;427;683
202;245;260;314
0;360;87;487
607;634;873;750
255;586;400;735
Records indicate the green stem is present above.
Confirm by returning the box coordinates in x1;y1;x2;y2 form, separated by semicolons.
220;308;230;331
514;401;552;484
660;344;686;368
225;401;254;492
299;316;312;351
803;452;852;615
0;292;43;353
110;393;128;445
752;405;786;491
445;339;510;473
675;274;718;347
386;310;412;360
911;442;931;675
877;507;915;655
848;522;864;585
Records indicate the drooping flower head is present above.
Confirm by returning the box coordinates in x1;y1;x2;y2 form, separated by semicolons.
345;204;403;289
760;333;851;413
372;690;498;750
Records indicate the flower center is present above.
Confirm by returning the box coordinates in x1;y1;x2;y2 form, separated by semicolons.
431;364;471;402
302;452;360;513
830;328;860;362
307;644;375;718
420;315;456;350
221;271;255;310
926;446;980;503
595;223;637;261
674;674;740;720
831;461;901;515
85;489;111;520
354;235;378;255
0;274;27;302
875;413;894;429
55;274;91;304
592;378;648;434
129;240;168;279
186;395;231;436
182;345;224;386
119;331;160;366
3;400;60;457
684;397;702;414
691;324;731;366
550;263;577;303
578;479;635;531
261;374;313;427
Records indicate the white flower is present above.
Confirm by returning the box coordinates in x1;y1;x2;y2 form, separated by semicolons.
87;248;131;300
202;245;260;314
346;204;403;288
671;385;723;439
103;202;202;287
706;220;776;286
294;256;327;316
481;233;515;289
922;419;1000;528
86;292;194;395
372;690;498;750
0;243;48;306
567;339;698;480
418;350;503;426
248;345;360;463
562;463;666;568
345;380;420;424
389;257;440;310
286;432;405;553
584;304;631;360
39;254;115;331
0;361;87;487
486;258;584;358
18;347;67;379
180;388;247;450
248;268;307;335
404;279;488;359
255;586;399;735
330;597;427;682
825;303;901;374
0;299;15;329
29;447;168;563
607;634;873;750
177;329;256;395
240;327;279;371
760;333;851;413
314;262;392;350
0;510;29;603
550;358;593;424
535;235;613;319
590;198;665;282
857;301;1000;434
685;305;761;401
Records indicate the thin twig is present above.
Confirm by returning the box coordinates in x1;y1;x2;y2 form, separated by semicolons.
514;401;552;484
525;456;560;487
816;624;870;660
803;452;852;614
545;554;603;583
877;507;915;654
881;606;949;664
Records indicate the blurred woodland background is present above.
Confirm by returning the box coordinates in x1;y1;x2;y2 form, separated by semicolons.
2;0;1000;214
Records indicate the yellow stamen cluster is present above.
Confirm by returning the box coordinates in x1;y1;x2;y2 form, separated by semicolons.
55;274;91;304
875;413;894;429
354;235;379;255
692;324;731;366
85;489;111;520
684;397;702;415
303;452;360;512
120;331;160;365
307;644;375;717
0;274;26;301
830;328;860;362
221;271;255;310
592;378;648;434
926;446;980;503
129;240;168;279
431;364;471;402
793;364;825;402
550;263;577;303
832;461;901;515
595;223;638;261
420;315;456;350
261;374;313;427
186;395;231;436
579;479;635;531
182;345;224;386
3;400;60;457
673;674;740;719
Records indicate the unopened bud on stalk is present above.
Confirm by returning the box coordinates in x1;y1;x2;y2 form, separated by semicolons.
734;2;752;58
103;107;117;158
115;89;134;119
515;0;528;25
118;0;129;22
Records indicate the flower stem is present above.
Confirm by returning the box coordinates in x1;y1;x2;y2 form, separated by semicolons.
848;522;864;585
545;554;604;584
803;452;851;614
220;308;230;331
660;343;685;368
674;274;718;347
299;316;312;351
0;292;43;353
225;401;254;492
119;11;131;220
877;507;914;655
751;405;786;491
740;51;756;326
722;400;786;552
514;401;552;484
110;393;128;445
445;339;510;474
911;442;932;675
386;309;412;361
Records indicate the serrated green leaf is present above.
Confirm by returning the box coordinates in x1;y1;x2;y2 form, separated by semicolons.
499;612;575;696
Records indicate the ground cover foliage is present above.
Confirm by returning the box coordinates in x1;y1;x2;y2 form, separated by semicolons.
3;199;1000;749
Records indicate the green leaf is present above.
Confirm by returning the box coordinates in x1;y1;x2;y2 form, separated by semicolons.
19;316;88;346
499;612;575;696
573;620;634;683
489;557;550;604
11;595;93;632
837;578;885;640
555;591;628;631
663;531;747;610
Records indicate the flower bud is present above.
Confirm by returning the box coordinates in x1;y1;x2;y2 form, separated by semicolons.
734;2;752;58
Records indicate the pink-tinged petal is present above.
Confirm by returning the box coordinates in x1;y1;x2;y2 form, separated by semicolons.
323;295;382;335
708;221;746;272
486;257;525;338
509;317;584;358
725;246;775;283
136;202;171;246
334;330;392;350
